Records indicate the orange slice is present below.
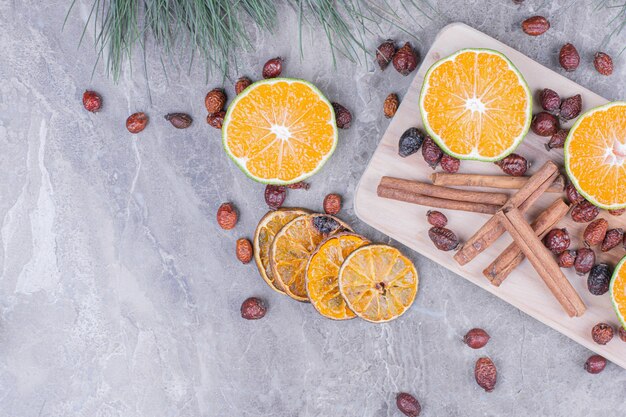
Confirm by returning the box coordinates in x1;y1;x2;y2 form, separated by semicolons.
270;214;351;302
223;78;338;184
419;49;532;161
565;102;626;210
253;208;309;293
305;233;370;320
338;245;418;323
611;255;626;331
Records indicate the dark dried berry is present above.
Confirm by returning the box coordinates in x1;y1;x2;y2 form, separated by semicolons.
164;113;193;129
539;88;561;112
574;247;595;275
375;40;396;71
440;154;461;173
559;43;580;72
619;327;626;342
393;42;418;76
565;182;585;205
384;93;400;118
421;136;443;169
207;111;226;129
559;94;582;121
583;218;608;246
235;77;252;95
313;215;340;235
396;393;421;417
323;194;342;215
602;228;623;252
126;112;149;133
82;90;102;112
428;227;459;251
241;297;267;320
557;250;577;268
546;129;568;150
584;355;607;374
264;185;286;210
217;202;238;230
474;357;497;392
205;88;227;114
522;16;550;36
236;238;253;264
262;57;283;79
332;102;352;129
543;228;570;254
531;112;559;136
495;153;528;176
609;208;626;216
591;323;614;345
427;210;448;228
463;328;490;349
588;264;612;295
286;181;310;190
571;201;599;223
594;52;614;76
398;128;425;157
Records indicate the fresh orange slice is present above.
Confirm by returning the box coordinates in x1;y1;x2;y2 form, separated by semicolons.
222;78;338;184
419;49;532;161
611;255;626;331
565;102;626;210
305;233;370;320
338;245;418;323
270;214;351;302
254;208;310;293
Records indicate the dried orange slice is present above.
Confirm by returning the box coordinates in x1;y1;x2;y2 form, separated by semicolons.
419;49;532;161
565;102;626;210
223;78;338;184
254;208;309;293
338;245;418;323
270;214;351;302
611;255;626;331
305;233;370;320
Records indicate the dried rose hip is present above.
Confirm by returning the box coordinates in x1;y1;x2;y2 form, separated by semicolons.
574;247;595;275
559;94;582;121
475;357;497;392
495;153;528;176
332;102;352;129
565;182;584;205
262;57;283;79
241;297;267;320
539;88;561;112
588;264;612;295
286;181;310;190
602;228;623;252
126;112;149;133
323;193;342;215
522;16;550;36
384;93;400;118
591;323;614;345
375;40;396;71
440;154;461;173
557;250;577;268
427;210;448;228
396;392;421;417
559;43;580;72
398;128;425;157
421;136;443;169
236;238;253;264
463;328;490;349
543;228;570;254
82;90;102;112
608;208;626;216
594;52;614;76
393;42;418;76
207;111;226;129
571;201;599;223
428;227;459;251
235;77;252;95
584;355;607;374
619;327;626;342
531;112;559;136
217;202;238;230
164;113;193;129
205;88;227;114
313;215;341;235
265;185;286;210
546;129;568;150
583;218;608;246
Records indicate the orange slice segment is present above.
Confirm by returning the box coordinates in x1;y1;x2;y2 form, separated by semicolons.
305;233;370;320
565;102;626;210
419;49;532;161
611;255;626;331
223;78;338;184
338;245;418;323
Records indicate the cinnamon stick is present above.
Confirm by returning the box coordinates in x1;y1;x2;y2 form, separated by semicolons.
454;161;559;266
496;207;586;317
376;185;500;214
379;176;509;205
484;198;570;286
430;172;565;193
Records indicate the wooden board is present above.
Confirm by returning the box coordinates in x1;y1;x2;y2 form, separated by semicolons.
354;23;626;369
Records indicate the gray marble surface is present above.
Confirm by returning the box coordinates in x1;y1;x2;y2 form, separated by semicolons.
1;1;625;416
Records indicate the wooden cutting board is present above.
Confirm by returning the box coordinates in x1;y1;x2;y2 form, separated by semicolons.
354;23;626;369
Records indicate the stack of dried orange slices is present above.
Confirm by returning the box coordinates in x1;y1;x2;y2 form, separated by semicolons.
253;209;419;323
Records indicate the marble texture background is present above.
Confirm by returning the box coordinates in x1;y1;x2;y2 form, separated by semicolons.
0;1;625;416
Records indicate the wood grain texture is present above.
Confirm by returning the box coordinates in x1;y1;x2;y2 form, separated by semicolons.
354;23;626;369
